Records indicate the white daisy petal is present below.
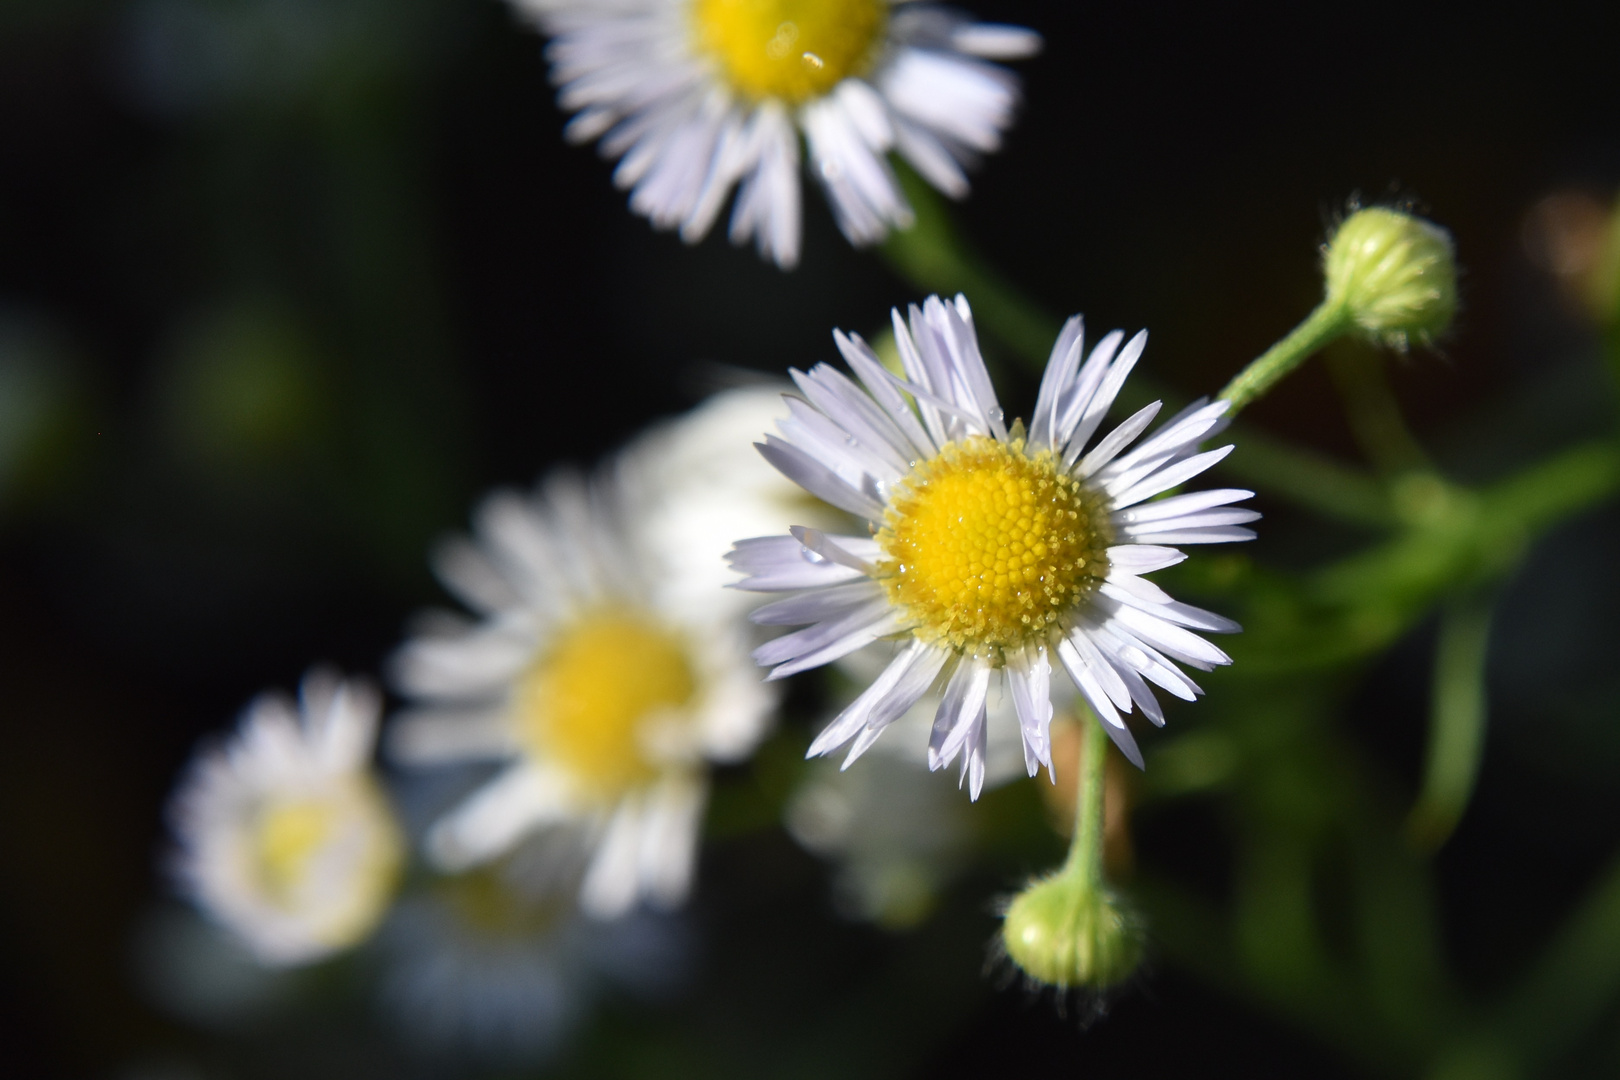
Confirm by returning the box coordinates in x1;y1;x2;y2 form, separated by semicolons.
811;640;949;760
762;609;910;681
580;797;647;919
1031;315;1085;452
756;436;887;520
1063;330;1149;464
950;23;1043;59
1116;488;1257;524
1074;401;1165;480
637;776;706;909
1105;544;1189;575
1099;583;1244;634
778;396;905;489
386;706;518;766
390;623;538;702
795;360;922;467
1105;602;1234;671
1127;525;1259;546
1108;445;1238;508
749;580;887;627
427;766;571;872
879;48;1019;154
834;331;939;458
1006;649;1055;774
927;659;992;772
726;534;867;592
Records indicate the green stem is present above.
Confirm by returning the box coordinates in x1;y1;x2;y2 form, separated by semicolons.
1218;301;1354;415
1326;346;1433;475
1062;716;1110;887
1407;592;1495;852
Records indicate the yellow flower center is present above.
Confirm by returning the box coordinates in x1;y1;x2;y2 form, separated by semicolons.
690;0;887;103
256;799;334;900
251;778;402;937
876;436;1113;657
518;612;698;801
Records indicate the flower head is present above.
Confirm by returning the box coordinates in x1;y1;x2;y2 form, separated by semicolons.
731;295;1257;795
168;670;403;966
388;453;774;918
517;0;1040;267
1001;873;1141;991
1324;205;1458;349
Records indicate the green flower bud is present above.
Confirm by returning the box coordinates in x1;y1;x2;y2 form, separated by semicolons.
1001;873;1141;990
1323;206;1458;349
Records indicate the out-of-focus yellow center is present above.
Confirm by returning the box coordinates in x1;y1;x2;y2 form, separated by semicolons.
690;0;887;103
255;799;334;900
876;436;1112;657
519;612;697;800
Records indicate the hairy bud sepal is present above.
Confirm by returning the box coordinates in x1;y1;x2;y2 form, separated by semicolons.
1324;207;1458;350
1001;872;1141;991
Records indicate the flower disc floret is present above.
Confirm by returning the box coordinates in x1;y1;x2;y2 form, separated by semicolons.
877;436;1113;657
519;612;698;801
691;0;887;103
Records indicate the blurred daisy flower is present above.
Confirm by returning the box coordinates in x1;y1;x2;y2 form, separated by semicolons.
732;294;1257;796
388;460;773;918
515;0;1040;267
168;670;404;965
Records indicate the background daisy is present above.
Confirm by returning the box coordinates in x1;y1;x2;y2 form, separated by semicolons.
387;461;774;918
168;670;403;966
515;0;1040;267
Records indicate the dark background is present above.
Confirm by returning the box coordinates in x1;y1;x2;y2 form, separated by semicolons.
2;1;1618;1076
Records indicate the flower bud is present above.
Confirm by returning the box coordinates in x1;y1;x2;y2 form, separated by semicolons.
1001;873;1141;990
1323;206;1458;349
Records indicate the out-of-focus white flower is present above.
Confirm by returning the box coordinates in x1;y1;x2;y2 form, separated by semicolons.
514;0;1040;267
733;294;1257;796
616;385;848;617
388;463;774;918
169;670;404;966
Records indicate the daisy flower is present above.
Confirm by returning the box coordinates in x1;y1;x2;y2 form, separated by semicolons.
516;0;1041;267
168;670;404;966
387;467;773;918
731;294;1258;796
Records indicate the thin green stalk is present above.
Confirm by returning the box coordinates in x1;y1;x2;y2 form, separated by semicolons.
1062;717;1110;886
1407;592;1495;852
1326;346;1433;475
1218;301;1353;415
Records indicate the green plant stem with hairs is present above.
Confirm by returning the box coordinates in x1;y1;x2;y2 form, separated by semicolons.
1065;715;1109;888
1217;300;1353;415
